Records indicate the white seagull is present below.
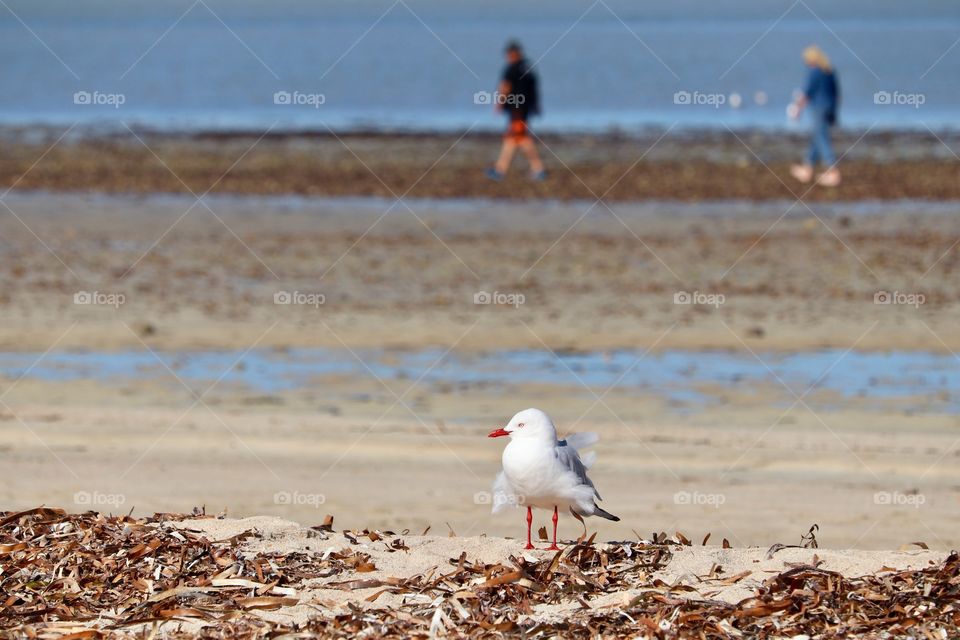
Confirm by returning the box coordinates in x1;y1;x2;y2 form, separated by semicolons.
487;408;619;550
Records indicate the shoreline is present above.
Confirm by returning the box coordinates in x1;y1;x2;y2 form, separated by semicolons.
10;188;960;213
7;122;960;139
3;127;959;202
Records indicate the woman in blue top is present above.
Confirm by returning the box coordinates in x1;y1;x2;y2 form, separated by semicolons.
789;46;841;187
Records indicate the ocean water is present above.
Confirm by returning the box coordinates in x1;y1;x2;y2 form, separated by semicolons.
0;0;957;134
0;348;956;414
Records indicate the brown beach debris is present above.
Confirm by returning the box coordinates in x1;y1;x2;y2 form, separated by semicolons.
1;512;958;638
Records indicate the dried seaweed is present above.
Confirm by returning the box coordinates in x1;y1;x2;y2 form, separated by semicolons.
0;507;352;635
2;508;959;639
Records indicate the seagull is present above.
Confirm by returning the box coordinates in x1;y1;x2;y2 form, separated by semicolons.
488;408;619;550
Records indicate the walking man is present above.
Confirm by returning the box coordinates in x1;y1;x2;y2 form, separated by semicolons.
486;41;546;181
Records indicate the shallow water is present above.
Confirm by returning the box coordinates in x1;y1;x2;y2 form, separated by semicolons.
1;348;956;414
1;0;957;133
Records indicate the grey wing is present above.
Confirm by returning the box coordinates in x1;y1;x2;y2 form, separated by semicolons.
555;440;601;500
559;432;598;468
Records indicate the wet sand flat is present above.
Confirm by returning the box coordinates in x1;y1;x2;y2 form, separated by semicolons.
1;193;959;353
2;128;960;202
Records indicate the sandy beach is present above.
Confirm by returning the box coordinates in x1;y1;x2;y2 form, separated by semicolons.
4;389;960;550
3;98;960;640
2;191;960;548
6;132;960;640
4;1;960;635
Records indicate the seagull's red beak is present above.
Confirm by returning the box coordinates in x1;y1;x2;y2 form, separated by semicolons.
488;427;509;438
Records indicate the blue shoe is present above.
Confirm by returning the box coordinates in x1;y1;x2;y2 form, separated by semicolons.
531;170;548;182
485;168;504;181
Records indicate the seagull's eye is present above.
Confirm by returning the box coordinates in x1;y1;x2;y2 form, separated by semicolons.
517;422;525;428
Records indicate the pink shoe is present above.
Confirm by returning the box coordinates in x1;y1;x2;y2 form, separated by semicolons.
818;168;841;187
790;164;813;183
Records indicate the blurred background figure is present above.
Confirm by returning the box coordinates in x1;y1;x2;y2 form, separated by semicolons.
789;45;841;187
486;41;546;182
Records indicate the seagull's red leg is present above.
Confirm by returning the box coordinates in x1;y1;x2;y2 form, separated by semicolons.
546;506;560;551
524;506;534;550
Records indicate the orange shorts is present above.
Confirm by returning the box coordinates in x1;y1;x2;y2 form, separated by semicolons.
505;117;530;142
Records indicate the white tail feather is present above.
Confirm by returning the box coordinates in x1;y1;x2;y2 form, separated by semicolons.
563;432;598;450
580;451;597;468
